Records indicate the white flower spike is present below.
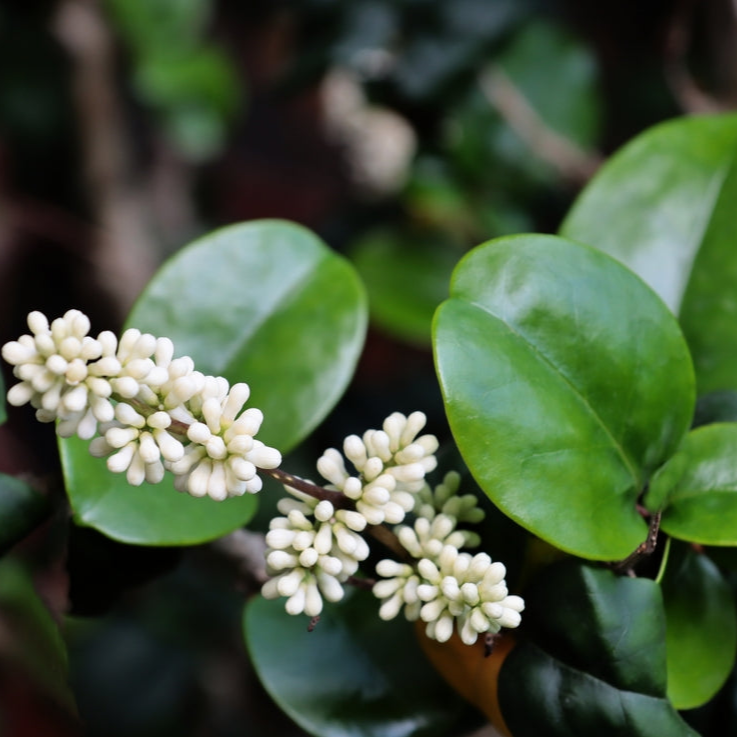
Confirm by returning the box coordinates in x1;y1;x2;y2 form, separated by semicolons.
2;310;282;500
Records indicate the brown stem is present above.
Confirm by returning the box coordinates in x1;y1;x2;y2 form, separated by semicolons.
258;467;352;508
366;523;412;561
345;575;376;590
611;511;662;575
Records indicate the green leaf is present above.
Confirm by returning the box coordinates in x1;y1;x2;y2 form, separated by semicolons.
60;220;365;545
645;423;737;545
0;557;76;715
350;230;459;345
433;234;694;560
127;220;368;452
244;590;470;737
499;561;698;737
0;473;49;554
60;434;257;546
560;113;737;393
660;543;737;709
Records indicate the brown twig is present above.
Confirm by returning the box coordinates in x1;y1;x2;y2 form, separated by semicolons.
611;511;662;575
479;66;602;186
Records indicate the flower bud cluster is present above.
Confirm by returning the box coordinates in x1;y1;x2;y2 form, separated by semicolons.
261;488;370;616
2;310;281;500
316;411;439;527
373;473;523;645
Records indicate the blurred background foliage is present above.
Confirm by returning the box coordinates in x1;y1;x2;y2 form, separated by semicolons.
1;0;737;735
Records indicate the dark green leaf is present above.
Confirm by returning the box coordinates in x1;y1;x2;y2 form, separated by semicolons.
127;220;368;452
499;561;698;736
560;114;737;393
433;234;694;559
350;230;460;345
0;473;49;554
645;423;737;545
60;434;257;546
0;557;77;715
244;589;470;737
660;543;737;709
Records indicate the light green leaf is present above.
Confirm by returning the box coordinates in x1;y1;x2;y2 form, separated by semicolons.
645;423;737;545
60;434;257;546
661;543;737;709
433;234;694;559
244;590;470;737
561;113;737;393
126;219;367;452
61;220;366;545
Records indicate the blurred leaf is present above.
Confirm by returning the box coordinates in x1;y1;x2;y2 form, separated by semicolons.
0;557;76;715
105;0;241;161
135;48;239;117
433;234;694;560
350;229;459;345
0;473;49;554
660;543;737;709
105;0;210;53
561;114;737;393
497;19;601;148
60;434;257;545
499;561;698;736
126;220;368;452
645;423;737;545
244;589;471;737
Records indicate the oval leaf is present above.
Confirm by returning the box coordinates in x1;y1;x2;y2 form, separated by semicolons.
645;423;737;545
561;113;737;393
433;234;695;560
126;219;368;451
60;434;256;546
244;590;470;737
498;561;698;737
61;220;366;545
661;543;737;709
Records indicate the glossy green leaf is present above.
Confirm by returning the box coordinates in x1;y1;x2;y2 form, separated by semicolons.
60;434;256;546
645;423;737;545
561;113;737;393
499;562;698;737
0;557;77;715
350;230;459;345
0;473;49;554
244;590;470;737
433;234;694;560
661;543;737;709
127;220;367;452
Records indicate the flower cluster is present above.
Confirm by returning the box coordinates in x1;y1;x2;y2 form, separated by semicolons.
261;488;370;616
316;411;439;526
372;472;524;645
2;310;281;500
261;411;440;616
